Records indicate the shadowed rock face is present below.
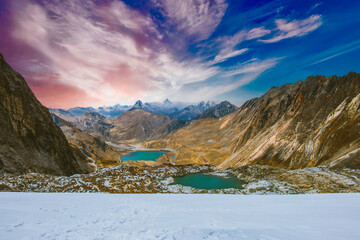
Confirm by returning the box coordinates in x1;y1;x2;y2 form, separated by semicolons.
146;72;360;169
0;53;96;175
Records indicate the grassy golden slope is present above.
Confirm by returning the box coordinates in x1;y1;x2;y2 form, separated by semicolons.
146;73;360;170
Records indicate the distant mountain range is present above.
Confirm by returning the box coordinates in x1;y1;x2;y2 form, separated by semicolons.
49;100;237;143
128;99;187;116
50;99;219;121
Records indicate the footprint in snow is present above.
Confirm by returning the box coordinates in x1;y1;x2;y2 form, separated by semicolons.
13;222;24;228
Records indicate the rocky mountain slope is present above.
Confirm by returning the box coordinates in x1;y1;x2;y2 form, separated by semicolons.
0;53;96;175
52;114;126;168
76;111;113;138
194;101;237;119
146;72;360;170
110;109;178;142
51;110;113;140
49;107;96;122
51;108;189;143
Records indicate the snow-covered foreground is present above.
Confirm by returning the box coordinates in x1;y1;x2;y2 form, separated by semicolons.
1;193;360;240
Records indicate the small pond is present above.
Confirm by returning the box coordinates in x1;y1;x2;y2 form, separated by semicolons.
173;173;245;190
121;151;166;161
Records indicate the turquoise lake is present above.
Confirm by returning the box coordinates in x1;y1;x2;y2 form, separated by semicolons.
173;173;245;190
121;151;166;161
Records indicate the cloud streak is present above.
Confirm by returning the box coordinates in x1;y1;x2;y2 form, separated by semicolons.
260;15;322;43
212;27;270;63
171;57;281;102
154;0;228;41
309;40;360;66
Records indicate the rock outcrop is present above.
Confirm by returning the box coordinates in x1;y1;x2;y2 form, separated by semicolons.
146;72;360;169
0;53;96;175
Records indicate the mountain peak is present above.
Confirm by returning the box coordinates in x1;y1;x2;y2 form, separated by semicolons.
134;100;144;108
164;98;172;104
128;100;148;112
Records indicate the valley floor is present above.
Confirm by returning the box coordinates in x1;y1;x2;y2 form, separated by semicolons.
1;165;360;194
0;193;360;240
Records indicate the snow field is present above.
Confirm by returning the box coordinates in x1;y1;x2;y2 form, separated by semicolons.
1;193;360;240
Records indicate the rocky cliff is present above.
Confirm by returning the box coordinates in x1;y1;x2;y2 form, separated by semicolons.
146;72;360;169
0;53;96;175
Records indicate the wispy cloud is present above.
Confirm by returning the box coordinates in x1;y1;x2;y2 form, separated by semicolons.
170;58;281;102
154;0;228;41
218;27;271;50
224;58;281;77
310;40;360;66
260;15;322;43
211;27;270;63
310;2;323;12
212;48;249;64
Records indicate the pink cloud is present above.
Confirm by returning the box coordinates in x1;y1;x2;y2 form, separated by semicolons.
103;65;151;100
25;72;101;109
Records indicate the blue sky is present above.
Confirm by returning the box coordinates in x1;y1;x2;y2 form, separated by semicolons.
0;0;359;108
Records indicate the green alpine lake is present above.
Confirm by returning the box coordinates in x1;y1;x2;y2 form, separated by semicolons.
173;173;245;190
121;151;166;161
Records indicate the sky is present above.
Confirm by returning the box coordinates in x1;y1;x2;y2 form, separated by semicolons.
0;0;359;109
